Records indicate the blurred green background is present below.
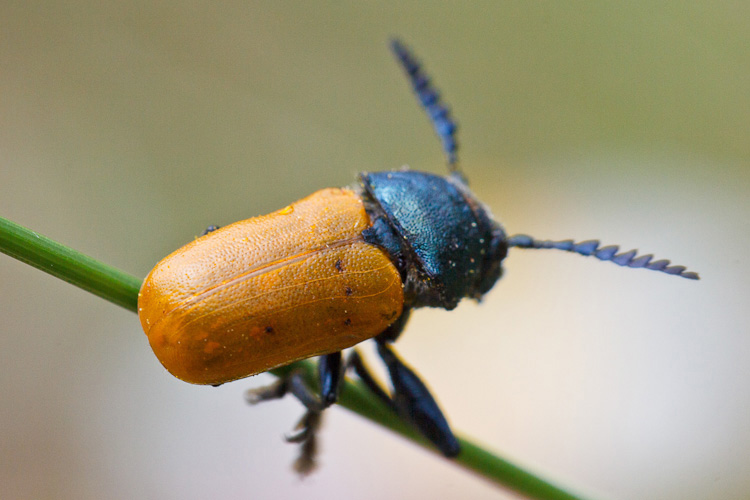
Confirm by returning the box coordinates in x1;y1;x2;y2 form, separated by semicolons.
1;3;748;499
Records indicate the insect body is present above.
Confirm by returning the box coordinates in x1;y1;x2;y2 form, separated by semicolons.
138;39;698;473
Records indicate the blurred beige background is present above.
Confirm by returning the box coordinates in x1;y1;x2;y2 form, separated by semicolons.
1;3;748;499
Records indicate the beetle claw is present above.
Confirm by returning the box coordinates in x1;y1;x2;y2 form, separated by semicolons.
284;410;321;444
284;417;310;443
284;428;309;443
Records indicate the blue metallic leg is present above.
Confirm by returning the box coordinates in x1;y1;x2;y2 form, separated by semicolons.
318;351;344;406
374;340;460;457
350;327;460;457
347;349;394;409
346;310;460;456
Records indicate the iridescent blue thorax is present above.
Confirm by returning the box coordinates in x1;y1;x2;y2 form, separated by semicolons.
361;170;507;310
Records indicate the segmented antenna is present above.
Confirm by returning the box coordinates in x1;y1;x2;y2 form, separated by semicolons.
391;39;460;172
507;234;700;280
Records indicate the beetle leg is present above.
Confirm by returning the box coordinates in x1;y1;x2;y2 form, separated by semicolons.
286;411;322;474
346;349;394;410
375;340;461;457
339;310;409;408
354;308;458;455
318;351;344;406
245;353;342;411
244;377;287;405
244;352;344;475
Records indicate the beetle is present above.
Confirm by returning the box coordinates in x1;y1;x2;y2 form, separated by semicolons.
138;39;699;473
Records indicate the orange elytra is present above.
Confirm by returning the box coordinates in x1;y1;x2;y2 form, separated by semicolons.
138;188;403;385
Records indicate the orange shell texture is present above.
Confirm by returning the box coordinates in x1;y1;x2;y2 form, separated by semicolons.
138;188;404;385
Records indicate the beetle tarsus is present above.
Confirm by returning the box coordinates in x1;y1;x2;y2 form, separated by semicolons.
285;410;321;443
246;362;340;475
291;411;321;475
244;378;288;405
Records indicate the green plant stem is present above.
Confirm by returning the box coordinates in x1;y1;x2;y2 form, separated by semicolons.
0;215;597;500
0;217;142;310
